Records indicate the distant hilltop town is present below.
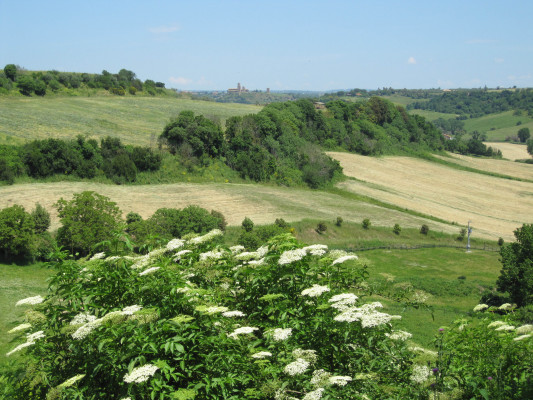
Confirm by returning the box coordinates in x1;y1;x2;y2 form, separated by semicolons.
228;83;270;94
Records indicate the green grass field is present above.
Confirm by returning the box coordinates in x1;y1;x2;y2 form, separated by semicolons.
0;95;261;146
463;111;533;141
0;263;53;365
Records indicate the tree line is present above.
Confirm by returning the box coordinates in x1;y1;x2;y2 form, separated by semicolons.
0;64;166;96
0;136;161;184
408;88;533;118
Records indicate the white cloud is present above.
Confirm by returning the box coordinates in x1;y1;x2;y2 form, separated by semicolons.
169;76;192;85
407;57;416;65
149;25;180;34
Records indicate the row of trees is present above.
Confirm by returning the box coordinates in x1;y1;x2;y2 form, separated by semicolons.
1;64;166;96
408;88;533;118
0;191;227;261
0;136;161;184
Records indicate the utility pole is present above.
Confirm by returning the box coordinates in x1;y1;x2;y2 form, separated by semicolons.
466;221;472;253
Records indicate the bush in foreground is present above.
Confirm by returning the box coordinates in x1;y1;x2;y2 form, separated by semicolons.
4;233;430;399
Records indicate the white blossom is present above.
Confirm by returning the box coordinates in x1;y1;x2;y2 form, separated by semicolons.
499;303;513;310
123;364;159;383
58;374;85;388
27;331;45;341
230;245;245;254
329;375;352;386
292;348;317;363
278;248;307;265
188;229;223;245
199;250;225;261
247;258;265;266
301;284;330;297
329;293;358;310
410;365;431;384
130;255;150;270
122;305;143;315
271;327;293;341
256;245;269;258
488;320;506;328
70;313;97;326
513;334;531;341
222;310;246;318
473;304;489;312
310;369;331;386
72;318;104;340
332;255;358;265
302;388;325;400
303;244;328;256
166;238;185;251
139;267;161;276
203;306;229;314
516;324;533;335
284;358;310;375
495;324;515;331
6;341;35;356
16;295;44;306
228;326;259;339
251;351;272;359
8;323;32;333
89;252;105;261
386;330;413;341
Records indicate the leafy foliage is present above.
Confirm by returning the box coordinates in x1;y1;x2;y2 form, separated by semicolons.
0;204;35;259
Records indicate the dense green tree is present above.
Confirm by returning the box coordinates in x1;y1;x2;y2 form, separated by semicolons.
55;191;122;256
527;138;533;156
518;127;530;143
241;217;254;232
16;75;35;96
0;205;35;259
31;203;51;234
4;64;17;81
496;224;533;307
33;79;47;96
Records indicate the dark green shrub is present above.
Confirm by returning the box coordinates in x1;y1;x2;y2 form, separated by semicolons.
126;212;143;225
316;222;327;234
275;218;288;228
31;203;51;234
420;224;429;235
498;237;504;246
238;230;261;250
16;75;35;96
210;210;227;231
4;64;17;81
0;204;35;259
242;217;254;232
335;216;343;227
362;218;371;229
457;228;467;241
393;223;401;235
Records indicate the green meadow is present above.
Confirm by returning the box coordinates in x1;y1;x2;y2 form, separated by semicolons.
463;110;533;141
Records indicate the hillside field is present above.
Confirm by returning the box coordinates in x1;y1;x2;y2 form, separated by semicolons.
0;96;261;146
329;151;533;241
485;142;530;160
464;110;533;141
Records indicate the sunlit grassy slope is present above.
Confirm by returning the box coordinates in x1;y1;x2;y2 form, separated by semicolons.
0;96;261;146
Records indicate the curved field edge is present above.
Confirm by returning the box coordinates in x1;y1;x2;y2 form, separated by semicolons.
328;152;533;241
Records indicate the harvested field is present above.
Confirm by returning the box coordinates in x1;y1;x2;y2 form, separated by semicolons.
433;152;533;181
0;182;455;234
328;152;533;241
485;142;530;161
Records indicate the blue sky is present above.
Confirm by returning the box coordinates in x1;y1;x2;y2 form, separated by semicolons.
1;0;532;91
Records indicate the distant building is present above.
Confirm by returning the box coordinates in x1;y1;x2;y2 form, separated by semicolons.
266;88;270;94
314;101;326;110
227;82;249;94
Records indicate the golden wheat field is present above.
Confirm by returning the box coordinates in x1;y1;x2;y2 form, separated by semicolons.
328;152;533;241
485;142;530;161
0;182;455;235
432;152;533;181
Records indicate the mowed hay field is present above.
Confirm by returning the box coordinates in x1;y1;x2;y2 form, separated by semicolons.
433;151;533;181
329;152;533;241
0;96;261;146
0;182;455;234
485;142;530;161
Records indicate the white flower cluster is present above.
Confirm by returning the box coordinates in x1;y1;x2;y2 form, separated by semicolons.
70;312;98;326
410;290;431;304
222;310;246;318
130;255;150;270
166;238;185;251
516;324;533;335
284;358;310;375
105;255;121;262
72;305;142;340
499;303;513;310
495;324;515;331
203;306;229;314
278;248;307;265
514;334;532;341
271;327;293;341
89;252;106;261
58;374;85;388
410;365;431;384
251;351;272;359
139;266;161;276
329;375;352;386
174;249;192;261
188;229;223;245
228;326;259;339
329;293;358;311
7;323;32;333
385;330;413;341
229;245;245;254
302;388;325;400
301;284;330;298
332;254;358;266
303;244;328;256
292;348;317;363
6;330;45;356
310;369;331;386
487;320;506;328
15;295;44;306
199;250;225;261
473;303;489;312
334;302;396;327
409;346;438;358
123;363;159;383
247;258;265;266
